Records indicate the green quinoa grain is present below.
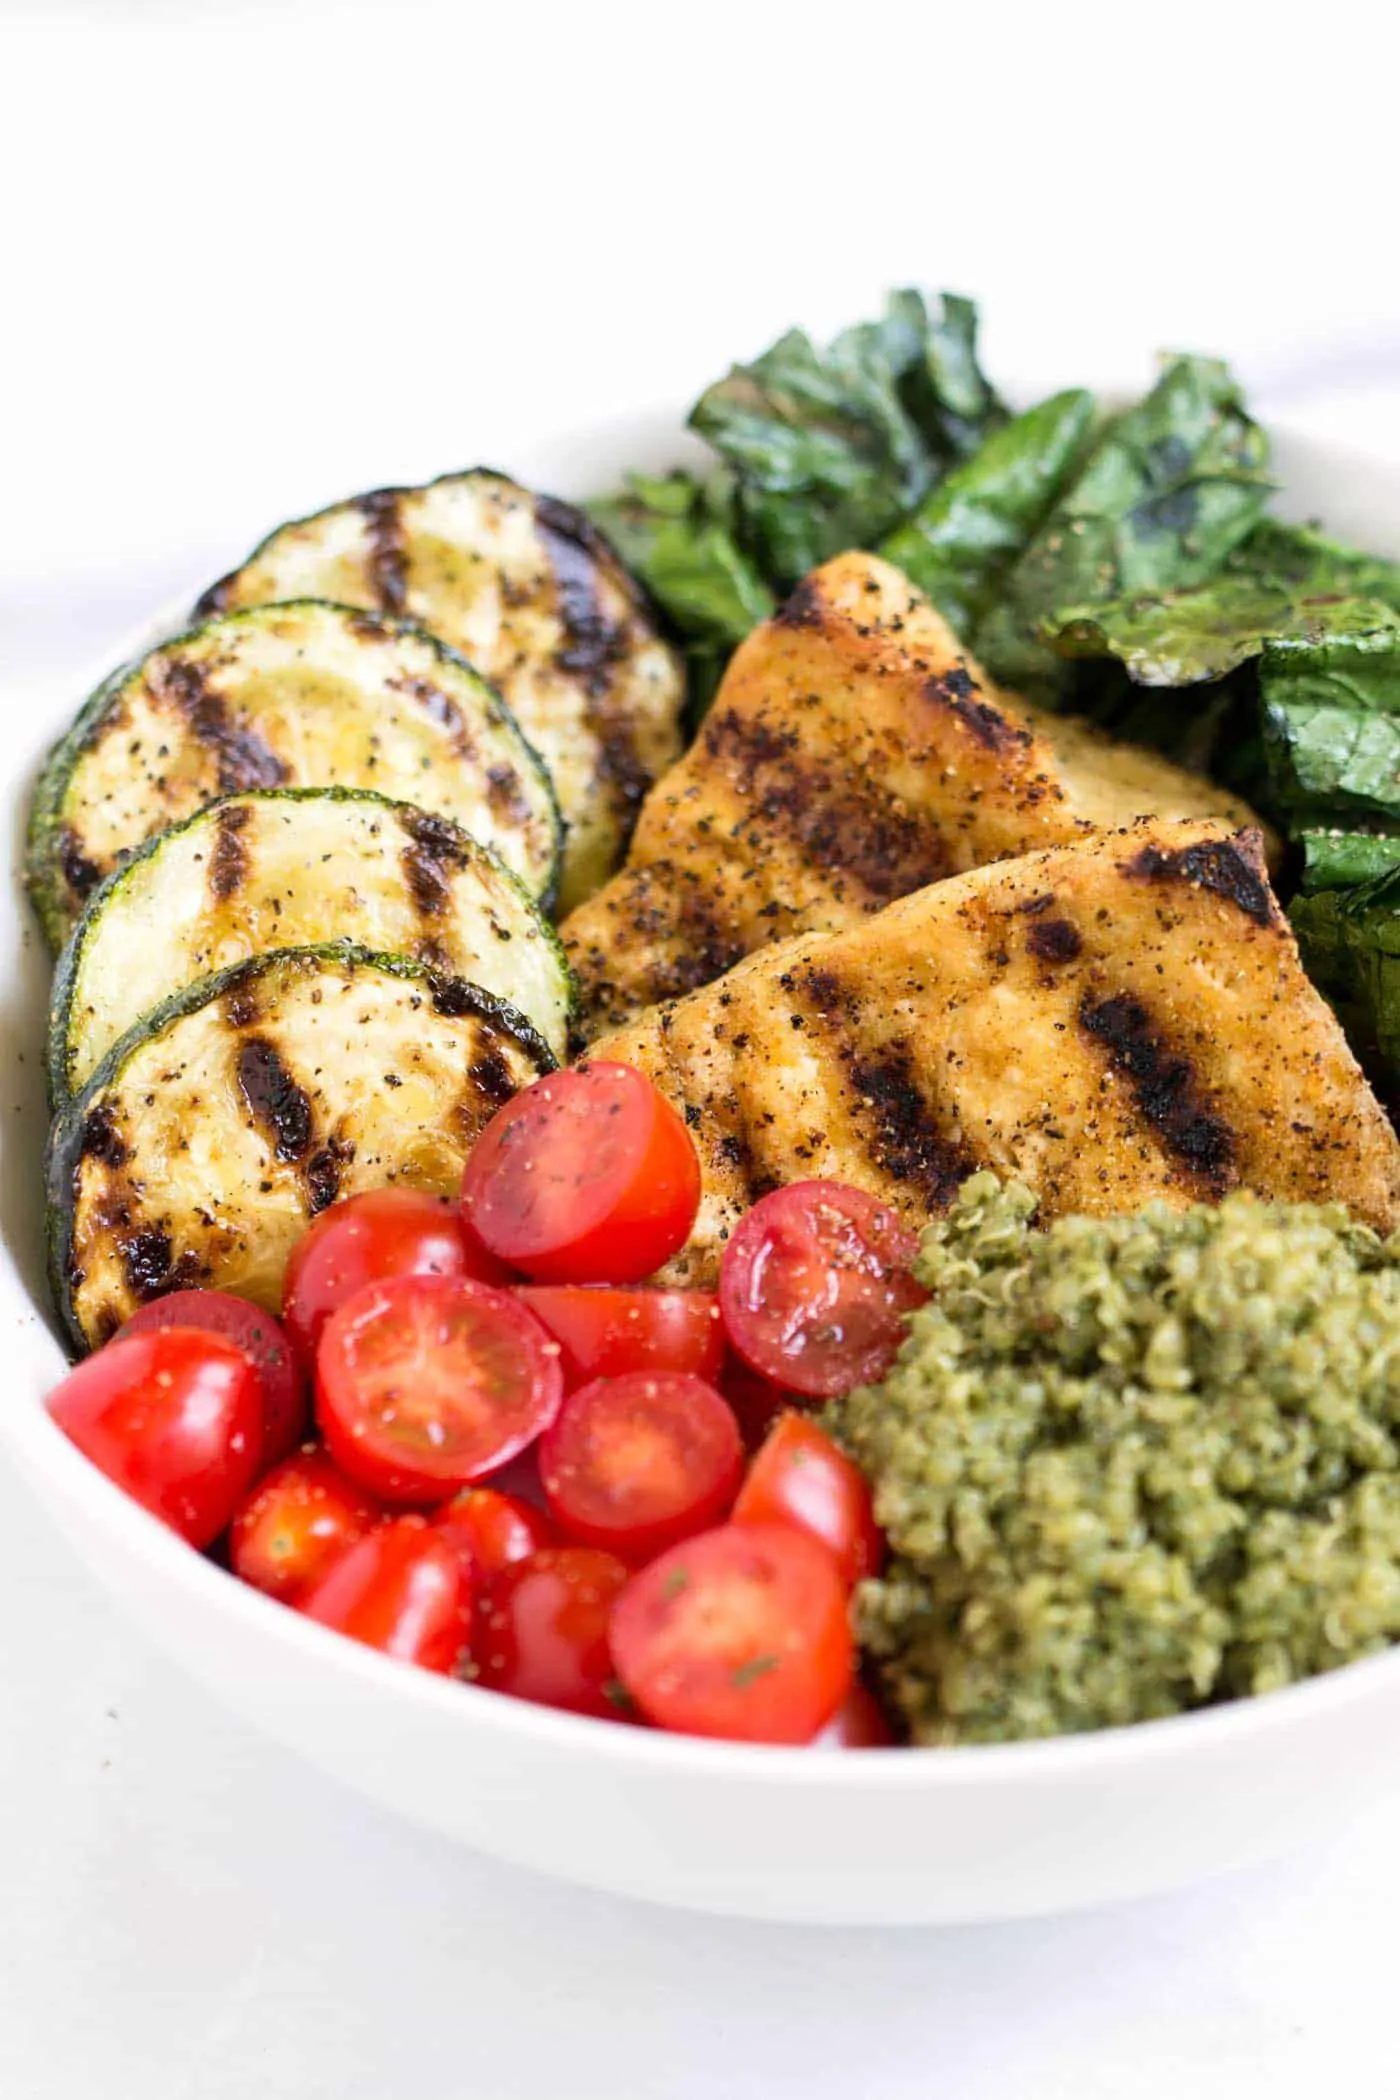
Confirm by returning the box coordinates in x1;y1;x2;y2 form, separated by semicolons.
830;1173;1400;1744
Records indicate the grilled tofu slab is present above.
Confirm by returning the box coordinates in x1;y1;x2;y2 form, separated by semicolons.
563;551;1262;1037
197;470;687;911
27;601;561;946
592;819;1400;1285
49;946;553;1351
49;788;575;1103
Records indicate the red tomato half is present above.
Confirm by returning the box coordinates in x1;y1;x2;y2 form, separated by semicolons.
719;1180;925;1398
721;1360;802;1454
316;1274;563;1505
301;1516;473;1673
516;1286;724;1391
433;1487;555;1581
121;1289;306;1468
610;1522;853;1744
283;1187;509;1365
815;1681;896;1748
539;1373;743;1563
474;1547;631;1717
460;1062;700;1284
230;1447;381;1603
48;1329;262;1548
733;1412;884;1589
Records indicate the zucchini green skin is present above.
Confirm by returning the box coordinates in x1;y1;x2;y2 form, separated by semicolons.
196;469;686;913
25;598;565;949
47;942;555;1357
46;785;578;1107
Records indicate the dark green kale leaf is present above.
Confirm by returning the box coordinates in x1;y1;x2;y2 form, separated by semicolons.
1261;629;1400;826
879;389;1095;636
1042;580;1397;687
1299;830;1400;891
1232;518;1400;609
899;290;1010;463
976;355;1274;701
585;470;775;717
1291;862;1400;1088
687;291;1006;590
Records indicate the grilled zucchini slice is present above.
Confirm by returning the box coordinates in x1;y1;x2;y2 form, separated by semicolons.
196;470;686;911
26;600;561;948
48;945;554;1353
48;787;575;1103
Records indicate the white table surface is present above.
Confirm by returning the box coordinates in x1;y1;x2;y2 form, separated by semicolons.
6;9;1400;2093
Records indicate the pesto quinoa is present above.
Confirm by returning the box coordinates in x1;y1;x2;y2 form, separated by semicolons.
832;1174;1400;1745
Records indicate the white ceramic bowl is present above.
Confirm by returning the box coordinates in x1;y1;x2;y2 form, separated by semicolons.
7;416;1400;1928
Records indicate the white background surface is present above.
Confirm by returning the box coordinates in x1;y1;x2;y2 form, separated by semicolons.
5;6;1400;2092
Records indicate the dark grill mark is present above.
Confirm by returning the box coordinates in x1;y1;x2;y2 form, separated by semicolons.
1125;837;1275;927
237;1037;313;1161
120;1227;174;1301
1079;992;1236;1192
360;488;408;613
704;708;948;905
703;708;797;769
537;494;650;833
772;575;826;630
1026;917;1082;963
154;658;289;794
305;1137;352;1214
921;668;1023;754
58;826;102;906
845;1042;975;1209
389;674;476;761
209;802;253;901
80;1104;128;1168
467;1048;518;1110
486;762;534;828
399;806;469;919
536;495;628;697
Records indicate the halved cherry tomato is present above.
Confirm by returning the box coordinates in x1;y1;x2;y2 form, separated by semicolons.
316;1274;563;1505
815;1681;896;1748
610;1521;853;1743
460;1062;700;1284
230;1447;381;1602
432;1487;555;1581
474;1546;631;1716
48;1328;262;1549
516;1286;725;1391
539;1372;743;1563
300;1515;473;1673
733;1412;884;1588
719;1180;925;1398
283;1187;510;1366
121;1289;306;1468
721;1360;802;1453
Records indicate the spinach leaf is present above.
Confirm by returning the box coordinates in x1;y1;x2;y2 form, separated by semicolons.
900;291;1011;463
1299;830;1400;891
977;354;1274;700
879;389;1095;636
1043;580;1398;687
1233;519;1400;609
586;470;775;717
587;471;774;644
688;290;1006;590
1291;865;1400;1087
1262;631;1400;826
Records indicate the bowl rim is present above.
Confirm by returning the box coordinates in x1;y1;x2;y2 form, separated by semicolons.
10;406;1400;1794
